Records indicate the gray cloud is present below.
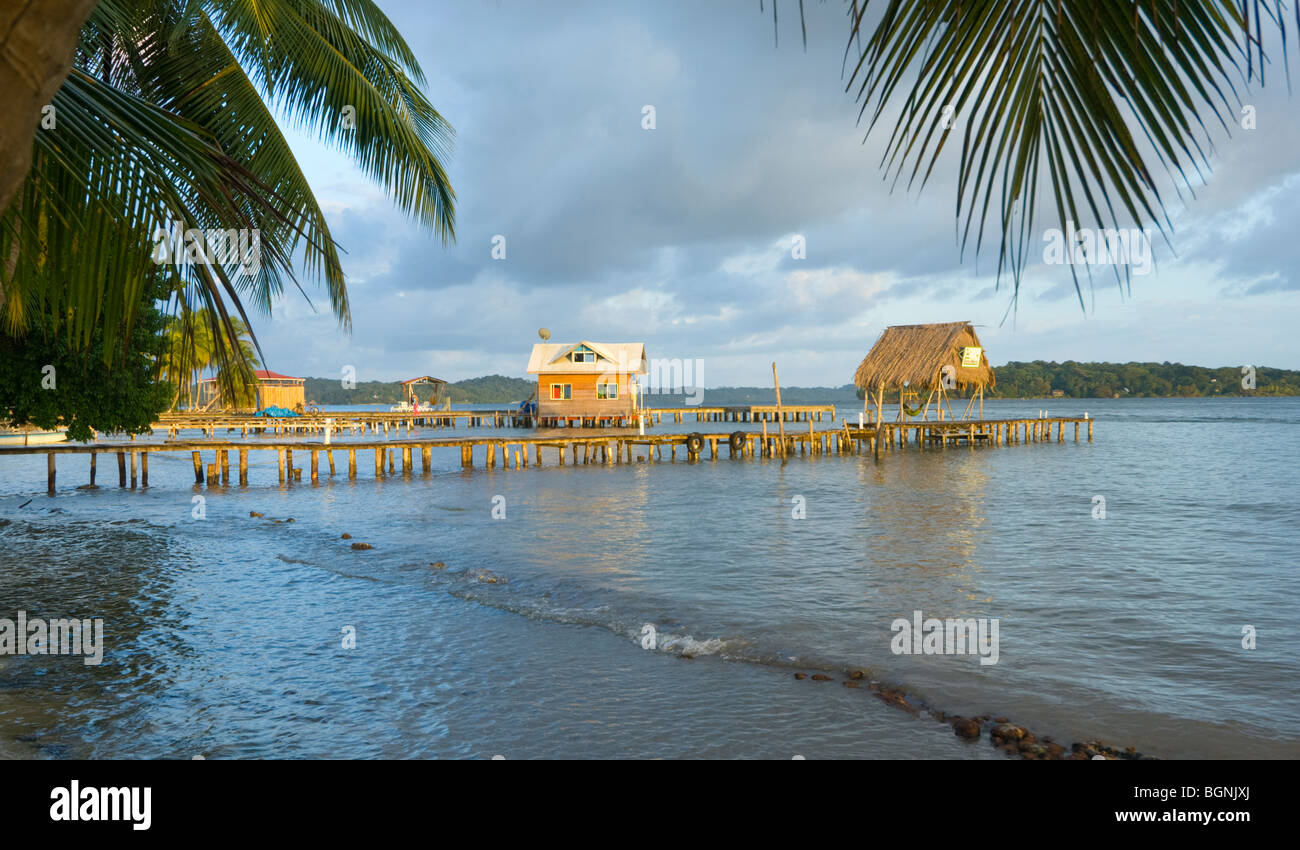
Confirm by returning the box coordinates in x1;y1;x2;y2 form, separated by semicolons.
250;1;1300;384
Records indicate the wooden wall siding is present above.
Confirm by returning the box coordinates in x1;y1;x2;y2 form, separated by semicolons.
537;372;636;417
258;384;305;410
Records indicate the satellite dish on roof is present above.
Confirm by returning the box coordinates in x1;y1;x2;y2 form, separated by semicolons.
538;328;550;341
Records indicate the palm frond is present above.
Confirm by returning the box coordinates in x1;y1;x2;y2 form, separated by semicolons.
770;0;1288;308
3;0;456;410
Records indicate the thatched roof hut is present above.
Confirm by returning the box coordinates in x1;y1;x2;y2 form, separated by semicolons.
853;321;995;394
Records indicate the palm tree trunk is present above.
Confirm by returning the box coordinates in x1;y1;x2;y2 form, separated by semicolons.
0;0;99;216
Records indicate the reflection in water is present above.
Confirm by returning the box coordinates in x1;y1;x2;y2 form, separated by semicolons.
857;453;991;621
0;397;1297;759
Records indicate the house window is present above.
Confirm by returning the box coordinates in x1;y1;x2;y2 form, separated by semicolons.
570;345;596;364
550;383;572;400
597;382;618;400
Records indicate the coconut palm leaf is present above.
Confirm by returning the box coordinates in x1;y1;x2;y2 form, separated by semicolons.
1;0;455;405
770;0;1291;309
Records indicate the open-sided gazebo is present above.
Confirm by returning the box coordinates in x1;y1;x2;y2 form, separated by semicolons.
400;376;449;410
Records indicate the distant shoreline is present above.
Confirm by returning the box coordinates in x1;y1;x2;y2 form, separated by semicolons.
302;363;1300;406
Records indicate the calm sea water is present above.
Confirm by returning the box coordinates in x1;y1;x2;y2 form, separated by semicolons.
0;397;1296;759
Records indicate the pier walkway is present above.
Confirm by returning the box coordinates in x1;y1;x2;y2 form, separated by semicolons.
152;404;839;437
3;417;1093;492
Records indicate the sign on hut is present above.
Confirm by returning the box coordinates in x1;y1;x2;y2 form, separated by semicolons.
852;322;995;425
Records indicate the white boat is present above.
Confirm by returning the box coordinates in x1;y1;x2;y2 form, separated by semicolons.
0;426;68;446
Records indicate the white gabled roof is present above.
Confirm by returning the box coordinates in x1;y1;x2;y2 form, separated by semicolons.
527;341;647;374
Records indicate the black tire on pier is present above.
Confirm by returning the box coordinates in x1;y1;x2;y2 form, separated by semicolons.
729;431;746;451
685;433;704;454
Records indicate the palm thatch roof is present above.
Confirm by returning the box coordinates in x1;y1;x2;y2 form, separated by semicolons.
853;321;995;393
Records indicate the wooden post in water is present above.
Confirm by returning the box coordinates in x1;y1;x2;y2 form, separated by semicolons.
192;451;202;484
47;453;55;493
220;450;229;483
141;452;149;487
348;449;357;478
422;446;432;472
240;449;249;485
328;451;336;476
89;453;96;486
310;450;319;482
772;363;787;457
873;387;884;459
278;450;286;482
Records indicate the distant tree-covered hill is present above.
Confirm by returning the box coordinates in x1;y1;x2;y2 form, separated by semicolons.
303;374;535;406
988;361;1299;398
301;362;1298;407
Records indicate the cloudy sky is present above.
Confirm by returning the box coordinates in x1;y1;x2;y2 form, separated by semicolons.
251;0;1300;386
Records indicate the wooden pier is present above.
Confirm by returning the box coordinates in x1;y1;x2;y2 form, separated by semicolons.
153;408;529;438
4;416;1092;493
535;404;836;427
150;404;837;437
